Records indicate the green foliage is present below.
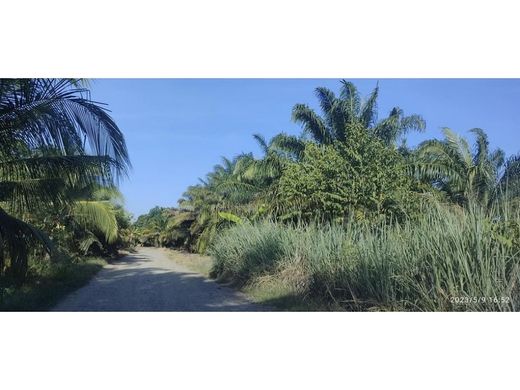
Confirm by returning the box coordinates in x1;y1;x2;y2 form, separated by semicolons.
0;78;131;281
139;78;520;313
277;124;412;221
0;256;106;311
73;200;118;243
67;186;130;254
15;180;131;258
134;206;174;247
218;212;243;224
168;81;428;252
170;80;520;262
172;152;277;253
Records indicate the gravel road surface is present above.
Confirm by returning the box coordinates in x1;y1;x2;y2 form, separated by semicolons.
52;247;263;311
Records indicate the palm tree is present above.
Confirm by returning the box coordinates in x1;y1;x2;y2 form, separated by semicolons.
289;80;425;148
236;134;288;184
0;78;130;280
68;185;124;254
499;154;520;202
162;209;197;249
178;184;224;253
413;127;519;206
177;157;248;253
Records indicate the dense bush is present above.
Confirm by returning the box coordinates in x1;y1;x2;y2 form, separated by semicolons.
278;124;413;222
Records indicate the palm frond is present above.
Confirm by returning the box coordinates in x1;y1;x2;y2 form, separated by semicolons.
0;178;65;212
252;134;269;155
315;87;337;128
329;99;350;141
339;80;360;117
78;231;103;255
0;155;116;187
270;133;306;160
292;104;331;144
443;128;473;170
166;211;196;230
415;138;467;194
372;108;425;145
470;128;490;167
0;79;130;177
71;200;118;243
360;84;379;128
400;114;426;135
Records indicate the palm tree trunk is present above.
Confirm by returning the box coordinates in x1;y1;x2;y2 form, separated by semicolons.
0;227;4;275
0;206;32;282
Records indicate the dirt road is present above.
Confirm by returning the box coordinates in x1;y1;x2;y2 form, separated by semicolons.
52;247;263;311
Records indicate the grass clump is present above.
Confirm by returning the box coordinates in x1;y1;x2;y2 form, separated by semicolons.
210;222;287;283
209;203;520;311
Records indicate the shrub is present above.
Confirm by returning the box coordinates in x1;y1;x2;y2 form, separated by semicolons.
277;125;413;222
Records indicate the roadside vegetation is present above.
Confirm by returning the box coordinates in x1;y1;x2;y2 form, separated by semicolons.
163;249;213;278
0;79;133;310
136;80;520;311
0;257;107;311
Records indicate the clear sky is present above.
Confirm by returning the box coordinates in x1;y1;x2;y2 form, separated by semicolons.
89;79;520;218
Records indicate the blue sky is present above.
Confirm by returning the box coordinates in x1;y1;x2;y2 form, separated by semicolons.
89;79;520;218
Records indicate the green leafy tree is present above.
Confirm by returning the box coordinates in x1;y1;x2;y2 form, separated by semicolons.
278;123;413;221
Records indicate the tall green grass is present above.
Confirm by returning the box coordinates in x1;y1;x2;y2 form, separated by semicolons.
209;203;520;311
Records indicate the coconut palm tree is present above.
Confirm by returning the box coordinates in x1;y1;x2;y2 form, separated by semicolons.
0;78;130;280
413;127;519;206
68;185;124;254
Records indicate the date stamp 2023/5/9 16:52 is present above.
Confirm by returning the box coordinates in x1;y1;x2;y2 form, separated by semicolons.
450;296;511;305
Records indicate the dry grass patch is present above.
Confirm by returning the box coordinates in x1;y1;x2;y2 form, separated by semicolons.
162;248;213;277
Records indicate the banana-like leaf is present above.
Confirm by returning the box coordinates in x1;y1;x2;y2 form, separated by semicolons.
218;211;243;224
